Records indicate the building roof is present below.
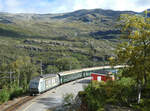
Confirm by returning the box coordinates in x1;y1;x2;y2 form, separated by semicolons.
91;73;114;77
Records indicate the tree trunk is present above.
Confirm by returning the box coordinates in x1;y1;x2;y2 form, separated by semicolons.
144;73;147;87
137;83;141;104
18;72;20;87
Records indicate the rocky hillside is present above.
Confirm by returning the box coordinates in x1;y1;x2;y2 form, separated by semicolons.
0;8;145;70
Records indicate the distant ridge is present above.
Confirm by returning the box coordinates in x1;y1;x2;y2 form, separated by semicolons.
0;8;143;22
0;8;148;40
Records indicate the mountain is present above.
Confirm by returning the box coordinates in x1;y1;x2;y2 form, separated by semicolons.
0;9;137;24
0;9;146;69
0;9;138;40
52;9;136;20
140;9;150;17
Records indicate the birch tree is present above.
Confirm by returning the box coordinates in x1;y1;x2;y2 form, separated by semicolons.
116;14;150;104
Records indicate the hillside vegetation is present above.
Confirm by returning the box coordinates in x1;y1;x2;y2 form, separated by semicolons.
0;9;138;68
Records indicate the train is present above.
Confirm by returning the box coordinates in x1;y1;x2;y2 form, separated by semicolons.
29;65;124;94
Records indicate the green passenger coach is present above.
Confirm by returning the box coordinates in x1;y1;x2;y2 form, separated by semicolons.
58;70;83;83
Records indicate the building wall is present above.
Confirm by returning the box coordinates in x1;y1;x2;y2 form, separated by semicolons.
91;73;114;82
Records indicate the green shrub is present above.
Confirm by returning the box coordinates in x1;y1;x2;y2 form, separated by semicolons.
83;77;137;111
10;87;24;99
0;89;10;103
63;93;74;106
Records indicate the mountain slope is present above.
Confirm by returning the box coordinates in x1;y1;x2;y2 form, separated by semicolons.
0;8;146;70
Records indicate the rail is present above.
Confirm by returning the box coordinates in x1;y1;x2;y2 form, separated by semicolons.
3;96;35;111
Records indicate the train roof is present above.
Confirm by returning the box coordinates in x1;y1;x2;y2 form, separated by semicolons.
58;65;125;76
40;74;57;78
31;74;58;81
59;69;83;76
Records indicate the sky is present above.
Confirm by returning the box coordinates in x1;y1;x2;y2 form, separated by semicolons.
0;0;150;14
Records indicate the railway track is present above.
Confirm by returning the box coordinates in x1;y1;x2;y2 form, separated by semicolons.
3;96;35;111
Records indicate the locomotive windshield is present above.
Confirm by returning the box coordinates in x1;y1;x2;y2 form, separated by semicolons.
29;81;39;88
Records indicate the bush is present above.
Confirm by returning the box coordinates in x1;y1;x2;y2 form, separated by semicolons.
63;93;74;106
0;89;10;103
0;85;26;104
10;87;24;99
83;77;137;111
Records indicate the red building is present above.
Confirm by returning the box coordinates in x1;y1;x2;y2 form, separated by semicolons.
91;72;115;82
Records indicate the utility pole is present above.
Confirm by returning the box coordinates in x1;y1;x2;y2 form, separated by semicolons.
9;70;14;84
69;61;72;71
40;60;43;76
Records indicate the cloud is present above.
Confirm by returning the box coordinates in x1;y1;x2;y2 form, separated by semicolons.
4;0;20;7
68;0;150;12
0;0;149;13
0;0;3;9
136;0;150;6
0;0;24;13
